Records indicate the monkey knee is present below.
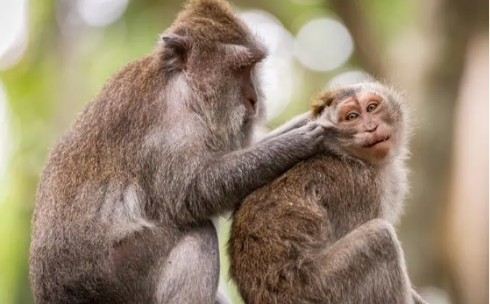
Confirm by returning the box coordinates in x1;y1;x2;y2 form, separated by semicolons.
363;219;397;240
155;225;220;304
354;219;402;259
163;226;219;277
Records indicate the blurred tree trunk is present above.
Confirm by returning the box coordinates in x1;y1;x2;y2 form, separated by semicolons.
329;0;488;302
445;32;489;304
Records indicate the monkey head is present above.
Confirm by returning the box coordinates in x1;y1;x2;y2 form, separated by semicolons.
312;81;410;165
158;0;267;145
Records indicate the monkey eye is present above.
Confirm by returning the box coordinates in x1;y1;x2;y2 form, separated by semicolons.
236;62;251;72
346;112;359;121
366;103;378;112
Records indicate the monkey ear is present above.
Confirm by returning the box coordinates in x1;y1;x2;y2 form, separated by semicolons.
161;30;192;71
311;92;334;117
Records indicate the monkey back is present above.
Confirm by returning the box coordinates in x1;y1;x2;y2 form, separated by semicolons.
228;153;382;304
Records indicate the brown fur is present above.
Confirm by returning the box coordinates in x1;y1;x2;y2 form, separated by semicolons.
29;1;335;304
171;0;249;43
228;82;427;304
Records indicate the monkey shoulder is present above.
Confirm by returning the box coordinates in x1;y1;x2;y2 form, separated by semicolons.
232;155;336;221
288;153;377;196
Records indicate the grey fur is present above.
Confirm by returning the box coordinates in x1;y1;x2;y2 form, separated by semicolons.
28;1;335;303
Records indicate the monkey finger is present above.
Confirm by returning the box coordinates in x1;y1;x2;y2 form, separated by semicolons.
317;120;334;129
340;128;357;138
301;121;321;132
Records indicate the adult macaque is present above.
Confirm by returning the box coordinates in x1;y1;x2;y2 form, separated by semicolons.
28;1;337;303
229;82;427;304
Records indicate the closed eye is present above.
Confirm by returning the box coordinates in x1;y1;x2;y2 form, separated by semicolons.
238;63;249;71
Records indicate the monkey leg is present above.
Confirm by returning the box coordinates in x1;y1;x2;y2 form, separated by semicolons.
311;219;415;304
154;222;220;304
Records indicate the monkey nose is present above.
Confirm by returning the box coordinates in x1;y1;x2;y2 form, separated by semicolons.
246;88;258;109
366;124;378;132
245;93;257;115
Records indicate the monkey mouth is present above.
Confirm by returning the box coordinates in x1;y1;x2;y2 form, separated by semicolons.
363;136;391;148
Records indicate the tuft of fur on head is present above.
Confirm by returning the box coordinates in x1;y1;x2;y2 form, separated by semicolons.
169;0;250;45
158;0;266;76
311;89;337;117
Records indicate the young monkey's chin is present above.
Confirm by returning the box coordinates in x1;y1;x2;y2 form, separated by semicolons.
363;139;392;163
347;139;392;164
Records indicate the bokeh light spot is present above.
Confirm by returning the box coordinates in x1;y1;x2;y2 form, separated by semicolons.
0;0;28;70
327;70;368;87
240;10;293;56
240;10;297;120
77;0;129;27
261;56;297;120
418;287;451;304
294;17;353;72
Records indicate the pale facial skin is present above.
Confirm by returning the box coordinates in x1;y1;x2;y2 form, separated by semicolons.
331;91;395;164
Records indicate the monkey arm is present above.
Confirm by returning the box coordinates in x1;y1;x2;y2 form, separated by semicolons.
184;140;308;224
258;112;312;143
312;219;418;304
179;124;329;226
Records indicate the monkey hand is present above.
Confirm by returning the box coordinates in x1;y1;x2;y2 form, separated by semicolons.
317;119;334;129
258;111;314;143
308;118;357;153
287;111;315;129
280;121;333;156
317;117;357;139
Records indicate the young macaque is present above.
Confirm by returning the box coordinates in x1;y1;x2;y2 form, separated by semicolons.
228;81;427;304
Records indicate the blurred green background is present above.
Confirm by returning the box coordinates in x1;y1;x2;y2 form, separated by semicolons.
0;0;488;303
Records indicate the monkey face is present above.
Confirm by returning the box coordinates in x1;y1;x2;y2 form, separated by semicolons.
313;82;407;164
160;1;269;148
335;91;394;162
181;42;267;150
189;44;266;118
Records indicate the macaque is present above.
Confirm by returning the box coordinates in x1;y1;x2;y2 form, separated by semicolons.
229;81;428;304
28;1;336;303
